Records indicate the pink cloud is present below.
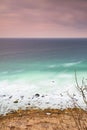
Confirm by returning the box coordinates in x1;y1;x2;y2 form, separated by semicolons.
0;0;87;37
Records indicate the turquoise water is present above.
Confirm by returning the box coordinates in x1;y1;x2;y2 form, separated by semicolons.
0;38;87;93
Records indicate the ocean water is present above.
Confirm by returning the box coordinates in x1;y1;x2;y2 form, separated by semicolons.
0;38;87;114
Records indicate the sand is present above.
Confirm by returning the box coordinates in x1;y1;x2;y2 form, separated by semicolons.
0;108;87;130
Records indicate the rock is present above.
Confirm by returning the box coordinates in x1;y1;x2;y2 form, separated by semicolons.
10;110;15;113
41;95;45;98
35;93;40;98
9;96;12;99
46;112;51;115
46;102;49;104
52;81;55;83
60;93;63;97
73;94;76;97
2;95;6;97
20;96;24;99
13;100;18;103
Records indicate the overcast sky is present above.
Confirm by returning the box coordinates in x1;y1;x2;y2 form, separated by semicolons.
0;0;87;38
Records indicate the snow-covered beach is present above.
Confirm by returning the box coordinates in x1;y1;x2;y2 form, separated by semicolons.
0;80;87;115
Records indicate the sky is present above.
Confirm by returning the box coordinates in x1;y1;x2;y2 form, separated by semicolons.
0;0;87;38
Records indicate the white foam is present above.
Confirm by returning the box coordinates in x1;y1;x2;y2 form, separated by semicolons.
1;71;8;74
0;76;87;115
63;61;81;67
14;69;24;73
48;65;56;68
58;74;72;78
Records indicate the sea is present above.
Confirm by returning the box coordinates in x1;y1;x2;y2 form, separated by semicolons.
0;38;87;114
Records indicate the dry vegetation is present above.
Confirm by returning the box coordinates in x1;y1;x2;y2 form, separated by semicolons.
67;72;87;130
0;108;87;130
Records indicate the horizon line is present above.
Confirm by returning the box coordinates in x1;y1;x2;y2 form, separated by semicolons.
0;37;87;39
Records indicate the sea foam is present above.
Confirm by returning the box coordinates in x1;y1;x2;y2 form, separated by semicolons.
0;74;86;115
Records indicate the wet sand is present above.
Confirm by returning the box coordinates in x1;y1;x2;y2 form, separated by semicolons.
0;108;87;130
